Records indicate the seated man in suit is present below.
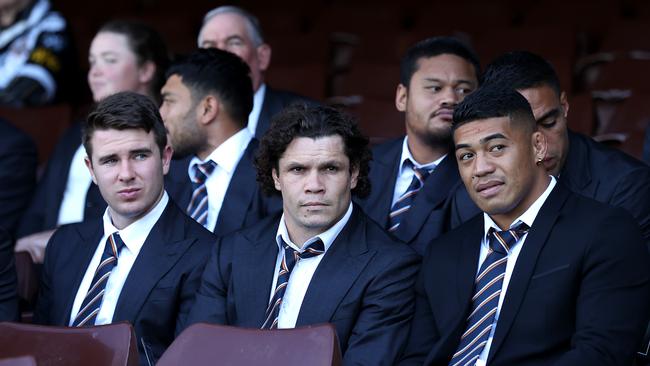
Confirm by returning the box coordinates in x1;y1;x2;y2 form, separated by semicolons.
160;48;280;235
478;51;650;247
187;104;420;365
0;227;18;321
34;92;215;365
400;86;650;365
356;36;481;254
198;5;310;138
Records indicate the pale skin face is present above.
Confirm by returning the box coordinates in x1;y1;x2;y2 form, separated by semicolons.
518;85;570;176
396;54;478;164
88;32;155;102
84;129;172;229
272;136;359;247
454;116;549;229
198;12;271;91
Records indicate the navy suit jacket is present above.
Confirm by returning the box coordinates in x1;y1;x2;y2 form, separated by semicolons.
0;118;37;236
34;200;216;365
356;138;478;255
400;183;650;366
187;206;421;365
0;227;18;321
17;122;105;238
165;138;281;236
561;130;650;248
255;86;313;139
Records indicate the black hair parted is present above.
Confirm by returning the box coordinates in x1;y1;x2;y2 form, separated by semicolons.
166;48;253;127
452;85;536;133
400;36;481;87
482;50;561;96
255;103;372;198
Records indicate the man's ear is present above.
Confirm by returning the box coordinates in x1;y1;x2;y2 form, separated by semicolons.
84;156;98;184
395;84;408;112
161;144;173;175
350;164;359;190
532;130;548;163
272;167;281;191
560;91;570;118
198;95;220;125
256;44;272;72
138;61;156;85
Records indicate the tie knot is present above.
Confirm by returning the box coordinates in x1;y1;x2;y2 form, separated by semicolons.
405;159;432;183
191;160;217;183
284;239;325;263
106;232;126;258
488;222;530;254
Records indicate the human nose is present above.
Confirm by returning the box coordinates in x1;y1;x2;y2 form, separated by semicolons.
440;87;460;107
473;152;495;178
304;170;324;193
118;160;135;181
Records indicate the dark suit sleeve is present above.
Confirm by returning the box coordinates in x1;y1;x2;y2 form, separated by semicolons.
398;268;440;365
0;121;37;236
0;227;18;321
174;237;213;336
449;184;480;229
552;210;650;366
610;166;650;250
32;227;64;325
342;250;420;365
184;237;230;328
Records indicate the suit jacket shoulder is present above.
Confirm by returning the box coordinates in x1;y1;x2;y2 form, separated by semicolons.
255;86;317;138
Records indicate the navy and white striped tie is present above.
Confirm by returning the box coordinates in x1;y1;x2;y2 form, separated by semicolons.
449;222;530;366
388;160;431;232
72;232;125;327
187;160;217;228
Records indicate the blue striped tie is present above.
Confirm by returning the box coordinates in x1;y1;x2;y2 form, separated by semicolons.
72;232;125;327
261;239;325;329
388;160;431;232
187;160;217;228
449;222;529;366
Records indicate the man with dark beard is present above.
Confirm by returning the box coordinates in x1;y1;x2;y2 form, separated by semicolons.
356;37;481;254
160;48;280;235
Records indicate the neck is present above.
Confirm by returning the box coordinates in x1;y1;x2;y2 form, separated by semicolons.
406;135;448;164
492;174;550;230
196;121;244;161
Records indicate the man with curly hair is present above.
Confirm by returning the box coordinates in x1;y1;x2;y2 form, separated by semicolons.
187;104;420;365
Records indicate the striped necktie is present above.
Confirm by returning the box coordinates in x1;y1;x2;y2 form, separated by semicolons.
72;232;125;327
388;160;431;232
449;222;530;366
261;238;325;329
187;160;217;228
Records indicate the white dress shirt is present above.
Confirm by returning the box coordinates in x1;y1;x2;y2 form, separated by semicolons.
391;136;446;206
271;203;353;329
247;83;266;136
68;192;169;326
187;128;252;232
57;144;92;225
475;176;556;365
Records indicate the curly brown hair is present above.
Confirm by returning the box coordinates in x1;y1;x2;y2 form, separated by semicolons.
255;104;371;198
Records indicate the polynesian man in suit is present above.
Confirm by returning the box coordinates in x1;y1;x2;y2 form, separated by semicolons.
160;48;281;235
400;86;650;365
197;5;311;139
356;36;481;255
187;104;420;365
34;92;216;365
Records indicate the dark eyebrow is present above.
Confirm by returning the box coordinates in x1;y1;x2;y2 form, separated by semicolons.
455;133;507;152
535;108;560;124
131;148;153;155
98;153;117;163
422;78;475;85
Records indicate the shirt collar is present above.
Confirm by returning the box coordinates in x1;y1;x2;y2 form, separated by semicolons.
275;202;354;253
188;128;253;176
483;175;557;241
399;136;446;174
102;191;169;254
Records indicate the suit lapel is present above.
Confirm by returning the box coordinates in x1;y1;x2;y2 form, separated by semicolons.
394;155;459;243
560;131;593;194
214;140;258;235
296;209;373;326
255;88;281;139
165;156;193;210
363;140;401;227
112;202;195;322
61;221;104;324
487;184;570;362
232;224;279;327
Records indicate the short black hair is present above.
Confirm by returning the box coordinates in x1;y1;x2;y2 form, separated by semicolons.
452;85;536;134
99;20;170;103
400;36;481;87
255;104;371;198
166;48;253;127
83;91;167;158
482;51;561;96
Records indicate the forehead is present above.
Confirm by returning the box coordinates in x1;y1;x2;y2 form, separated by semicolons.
280;135;348;163
200;13;252;42
518;85;560;119
90;32;131;54
90;128;157;156
162;75;191;96
412;54;478;84
453;116;512;145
